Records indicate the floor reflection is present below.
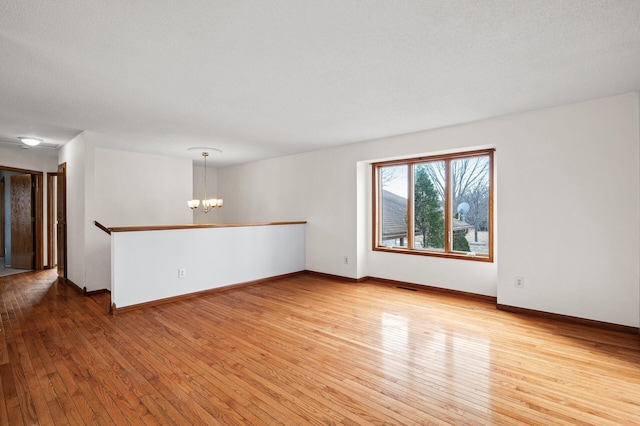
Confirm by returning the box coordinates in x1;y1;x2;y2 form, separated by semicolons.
379;309;491;415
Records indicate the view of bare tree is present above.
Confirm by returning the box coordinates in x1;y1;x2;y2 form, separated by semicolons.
380;166;399;187
461;184;489;242
378;154;490;251
422;156;489;243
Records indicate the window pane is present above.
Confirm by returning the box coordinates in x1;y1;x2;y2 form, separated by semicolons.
380;165;408;247
451;155;490;254
413;161;445;251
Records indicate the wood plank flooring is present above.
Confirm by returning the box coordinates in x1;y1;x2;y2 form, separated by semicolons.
1;270;639;425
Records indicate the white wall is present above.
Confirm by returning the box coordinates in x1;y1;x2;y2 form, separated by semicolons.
93;147;193;227
218;131;498;294
88;146;193;291
111;223;306;308
58;134;87;285
497;94;639;326
0;146;57;172
59;132;194;291
192;165;222;224
218;92;640;327
0;147;58;265
219;147;365;279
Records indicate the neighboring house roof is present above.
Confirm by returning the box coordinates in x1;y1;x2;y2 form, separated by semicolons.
453;218;474;231
381;190;473;239
382;190;408;239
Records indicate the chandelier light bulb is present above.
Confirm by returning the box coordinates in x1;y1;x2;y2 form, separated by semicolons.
188;150;223;213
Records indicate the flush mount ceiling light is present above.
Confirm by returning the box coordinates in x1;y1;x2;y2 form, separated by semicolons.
188;148;223;213
19;137;43;146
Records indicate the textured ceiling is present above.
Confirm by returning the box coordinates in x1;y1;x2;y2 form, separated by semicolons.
1;1;639;165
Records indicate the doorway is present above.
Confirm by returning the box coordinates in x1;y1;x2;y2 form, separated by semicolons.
55;163;67;281
45;165;66;281
46;172;57;270
10;173;35;269
0;166;44;275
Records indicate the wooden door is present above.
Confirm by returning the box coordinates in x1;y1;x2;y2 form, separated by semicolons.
57;163;67;280
10;174;34;269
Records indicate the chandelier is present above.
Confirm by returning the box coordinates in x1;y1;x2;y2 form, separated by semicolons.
188;151;223;213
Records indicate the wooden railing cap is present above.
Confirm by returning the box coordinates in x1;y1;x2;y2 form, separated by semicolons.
97;221;307;233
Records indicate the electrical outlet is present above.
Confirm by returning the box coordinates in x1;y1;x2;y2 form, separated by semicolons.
514;276;524;288
344;256;349;264
178;268;186;279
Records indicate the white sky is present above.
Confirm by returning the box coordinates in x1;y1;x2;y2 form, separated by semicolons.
382;165;408;197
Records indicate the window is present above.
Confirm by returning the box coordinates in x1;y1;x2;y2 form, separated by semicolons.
373;149;493;262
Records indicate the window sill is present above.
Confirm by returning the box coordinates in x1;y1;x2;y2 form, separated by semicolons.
373;246;494;263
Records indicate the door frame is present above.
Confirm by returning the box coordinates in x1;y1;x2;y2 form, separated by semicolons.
0;165;44;270
56;163;67;281
47;172;57;269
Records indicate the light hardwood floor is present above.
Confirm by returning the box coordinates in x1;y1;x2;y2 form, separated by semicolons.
1;270;639;425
